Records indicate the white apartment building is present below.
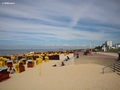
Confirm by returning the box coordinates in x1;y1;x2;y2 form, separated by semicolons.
101;41;120;51
115;43;120;49
105;40;113;49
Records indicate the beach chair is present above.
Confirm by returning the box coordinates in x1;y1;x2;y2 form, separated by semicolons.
0;66;10;82
7;60;13;67
27;60;35;68
45;56;49;62
15;61;25;73
36;58;42;65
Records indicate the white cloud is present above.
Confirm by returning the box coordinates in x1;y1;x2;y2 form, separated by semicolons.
0;0;120;47
0;16;116;42
82;44;87;46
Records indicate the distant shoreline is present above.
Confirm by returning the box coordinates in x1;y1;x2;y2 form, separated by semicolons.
0;48;82;56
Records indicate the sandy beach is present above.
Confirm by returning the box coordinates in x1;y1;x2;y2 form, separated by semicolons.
0;53;120;90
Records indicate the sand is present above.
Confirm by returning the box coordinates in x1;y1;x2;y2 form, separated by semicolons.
0;53;120;90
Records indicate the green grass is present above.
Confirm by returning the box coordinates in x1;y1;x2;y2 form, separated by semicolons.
107;49;119;53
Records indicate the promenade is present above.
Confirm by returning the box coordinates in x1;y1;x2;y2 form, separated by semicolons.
96;52;118;57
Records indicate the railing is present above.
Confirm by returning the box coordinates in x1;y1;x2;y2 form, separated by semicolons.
102;61;120;75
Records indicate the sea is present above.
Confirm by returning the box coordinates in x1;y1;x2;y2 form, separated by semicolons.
0;49;62;56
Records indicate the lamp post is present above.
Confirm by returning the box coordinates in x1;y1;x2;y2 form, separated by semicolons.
90;43;92;52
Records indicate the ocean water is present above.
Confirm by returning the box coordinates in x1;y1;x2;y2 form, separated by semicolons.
0;49;60;56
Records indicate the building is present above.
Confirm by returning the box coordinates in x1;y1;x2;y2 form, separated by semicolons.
101;40;113;52
105;40;113;49
101;41;120;52
115;43;120;49
101;44;107;51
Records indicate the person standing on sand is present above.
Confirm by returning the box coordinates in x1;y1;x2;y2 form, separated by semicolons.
118;50;120;61
74;51;76;57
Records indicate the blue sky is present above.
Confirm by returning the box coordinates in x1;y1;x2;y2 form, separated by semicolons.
0;0;120;49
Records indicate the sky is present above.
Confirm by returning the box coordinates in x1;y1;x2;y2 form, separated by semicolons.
0;0;120;49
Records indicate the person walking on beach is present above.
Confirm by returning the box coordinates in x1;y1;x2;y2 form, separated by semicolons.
76;53;79;58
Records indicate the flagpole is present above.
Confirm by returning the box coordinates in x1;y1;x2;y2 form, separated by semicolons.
90;43;92;51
